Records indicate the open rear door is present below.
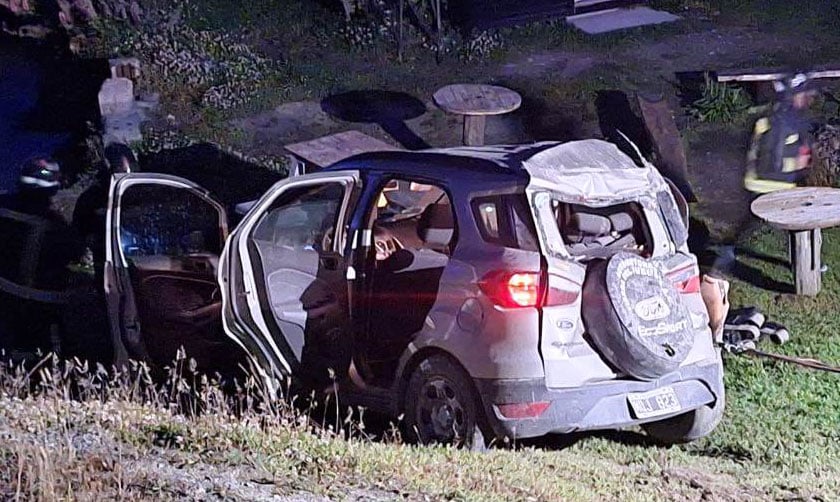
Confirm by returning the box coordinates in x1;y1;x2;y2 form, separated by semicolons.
219;171;361;391
105;173;229;368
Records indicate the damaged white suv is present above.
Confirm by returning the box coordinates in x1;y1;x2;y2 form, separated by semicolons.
105;139;724;447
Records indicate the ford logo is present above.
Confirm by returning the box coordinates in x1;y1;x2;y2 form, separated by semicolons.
634;296;671;321
556;319;575;330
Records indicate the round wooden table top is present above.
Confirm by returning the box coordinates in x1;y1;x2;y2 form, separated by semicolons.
751;187;840;231
433;84;522;116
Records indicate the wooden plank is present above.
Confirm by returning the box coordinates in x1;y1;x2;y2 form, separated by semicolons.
716;68;840;83
791;228;821;295
636;93;696;202
284;130;401;168
751;187;840;231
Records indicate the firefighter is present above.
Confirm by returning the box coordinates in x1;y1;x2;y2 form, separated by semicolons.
0;157;83;358
712;73;817;273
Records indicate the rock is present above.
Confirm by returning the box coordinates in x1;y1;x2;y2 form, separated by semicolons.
98;77;135;116
109;57;141;80
102;110;144;146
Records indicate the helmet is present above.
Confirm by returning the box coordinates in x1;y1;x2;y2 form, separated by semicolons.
18;157;61;191
773;73;814;96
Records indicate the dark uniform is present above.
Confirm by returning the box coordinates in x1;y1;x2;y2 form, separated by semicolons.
711;76;814;275
0;159;83;357
743;105;812;194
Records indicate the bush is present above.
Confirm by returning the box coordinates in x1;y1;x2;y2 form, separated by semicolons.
690;74;752;123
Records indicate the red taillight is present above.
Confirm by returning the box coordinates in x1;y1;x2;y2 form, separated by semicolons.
675;275;700;294
480;270;580;308
480;271;544;308
497;401;550;419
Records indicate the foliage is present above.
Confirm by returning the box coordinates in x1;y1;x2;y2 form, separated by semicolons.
103;14;287;111
808;124;840;187
460;30;504;62
337;9;398;51
690;74;752;123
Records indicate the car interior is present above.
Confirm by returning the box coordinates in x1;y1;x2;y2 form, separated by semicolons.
554;201;653;260
362;179;456;382
118;185;243;376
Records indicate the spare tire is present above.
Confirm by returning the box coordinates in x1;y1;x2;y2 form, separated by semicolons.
582;253;693;380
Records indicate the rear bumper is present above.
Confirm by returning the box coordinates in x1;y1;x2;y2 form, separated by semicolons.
474;358;724;439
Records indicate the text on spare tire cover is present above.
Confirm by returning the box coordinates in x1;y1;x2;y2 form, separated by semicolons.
614;258;687;338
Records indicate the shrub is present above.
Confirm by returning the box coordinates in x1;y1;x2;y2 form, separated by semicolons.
690;74;752;123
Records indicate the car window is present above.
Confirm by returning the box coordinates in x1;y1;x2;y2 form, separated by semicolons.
472;195;539;251
476;201;500;239
119;185;222;259
657;186;688;248
551;200;653;260
252;182;345;252
370;178;456;261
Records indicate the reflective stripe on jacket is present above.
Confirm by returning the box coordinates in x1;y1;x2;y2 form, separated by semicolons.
744;170;796;194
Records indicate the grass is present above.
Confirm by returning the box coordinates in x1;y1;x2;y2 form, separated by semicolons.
2;228;840;500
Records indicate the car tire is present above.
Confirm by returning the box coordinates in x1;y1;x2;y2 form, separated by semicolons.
582;253;694;380
642;390;725;444
403;354;488;450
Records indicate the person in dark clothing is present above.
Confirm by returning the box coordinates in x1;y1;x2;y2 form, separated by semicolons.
712;74;816;274
72;142;138;287
0;157;83;358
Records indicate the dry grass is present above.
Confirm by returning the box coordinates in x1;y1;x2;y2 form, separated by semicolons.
1;342;837;501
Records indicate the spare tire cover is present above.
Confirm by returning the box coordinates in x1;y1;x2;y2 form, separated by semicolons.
583;252;693;380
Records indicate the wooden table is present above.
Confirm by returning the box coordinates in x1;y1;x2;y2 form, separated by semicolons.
433;84;521;146
284;130;401;175
751;187;840;295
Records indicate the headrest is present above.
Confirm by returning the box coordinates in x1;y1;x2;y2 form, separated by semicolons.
572;213;611;235
609;213;633;233
418;203;454;247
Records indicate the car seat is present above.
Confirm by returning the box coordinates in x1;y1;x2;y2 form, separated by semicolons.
417;203;455;254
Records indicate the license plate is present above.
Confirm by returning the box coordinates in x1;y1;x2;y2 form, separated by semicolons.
627;386;681;419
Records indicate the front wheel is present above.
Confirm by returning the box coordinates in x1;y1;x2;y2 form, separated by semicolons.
642;391;725;445
403;355;488;450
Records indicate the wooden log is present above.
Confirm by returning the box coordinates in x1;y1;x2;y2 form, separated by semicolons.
463;115;486;146
791;228;822;295
637;93;696;202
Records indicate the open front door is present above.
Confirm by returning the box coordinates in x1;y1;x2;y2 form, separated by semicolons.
105;173;231;371
220;171;361;390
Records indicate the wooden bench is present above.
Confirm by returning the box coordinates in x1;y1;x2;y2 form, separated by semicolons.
751;187;840;295
284;130;402;176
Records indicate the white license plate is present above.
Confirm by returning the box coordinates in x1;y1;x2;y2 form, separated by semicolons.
627;386;681;419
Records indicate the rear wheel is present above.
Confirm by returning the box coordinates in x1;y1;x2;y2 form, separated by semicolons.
642;391;725;444
403;355;488;450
